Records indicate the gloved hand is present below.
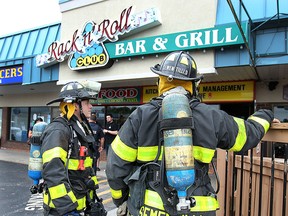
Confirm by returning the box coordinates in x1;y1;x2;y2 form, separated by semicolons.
63;210;80;216
116;201;127;216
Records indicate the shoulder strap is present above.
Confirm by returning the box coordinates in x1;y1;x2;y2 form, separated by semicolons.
52;116;74;158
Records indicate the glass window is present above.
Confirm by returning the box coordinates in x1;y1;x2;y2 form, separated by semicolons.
51;107;61;121
0;108;2;138
106;106;137;129
30;107;52;126
10;107;28;142
273;105;288;122
92;106;105;128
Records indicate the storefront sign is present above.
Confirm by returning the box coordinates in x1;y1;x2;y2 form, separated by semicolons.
106;22;248;58
93;87;142;105
0;65;23;84
198;80;254;103
36;6;162;70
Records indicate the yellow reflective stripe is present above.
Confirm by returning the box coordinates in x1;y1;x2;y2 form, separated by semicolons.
67;191;77;204
191;196;219;212
144;189;165;210
84;157;93;167
144;190;218;212
91;175;98;185
193;146;215;163
111;136;137;162
68;159;79;170
230;117;247;152
110;188;122;199
76;196;86;210
138;146;162;161
68;157;93;170
42;147;67;164
43;192;55;208
49;183;67;200
248;116;270;133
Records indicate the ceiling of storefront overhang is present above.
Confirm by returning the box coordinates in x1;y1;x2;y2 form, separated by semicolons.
203;64;288;83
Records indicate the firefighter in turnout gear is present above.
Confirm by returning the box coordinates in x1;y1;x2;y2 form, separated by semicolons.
41;80;103;216
106;51;280;216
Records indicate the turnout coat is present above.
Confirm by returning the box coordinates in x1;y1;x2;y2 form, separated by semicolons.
106;97;274;216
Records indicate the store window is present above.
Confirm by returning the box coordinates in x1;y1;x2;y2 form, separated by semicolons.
274;105;288;122
10;107;29;142
30;107;51;125
0;108;2;138
92;106;105;128
106;106;137;129
91;105;137;129
10;107;52;142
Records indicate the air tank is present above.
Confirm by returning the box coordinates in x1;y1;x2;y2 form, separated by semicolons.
162;93;195;212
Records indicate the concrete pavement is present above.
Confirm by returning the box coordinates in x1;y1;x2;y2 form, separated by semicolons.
0;147;117;216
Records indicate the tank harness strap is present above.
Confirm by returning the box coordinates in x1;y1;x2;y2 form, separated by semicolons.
159;117;194;131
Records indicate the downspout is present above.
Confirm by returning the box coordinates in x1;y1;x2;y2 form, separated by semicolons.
226;0;254;66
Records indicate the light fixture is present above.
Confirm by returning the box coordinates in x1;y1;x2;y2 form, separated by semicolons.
220;47;224;51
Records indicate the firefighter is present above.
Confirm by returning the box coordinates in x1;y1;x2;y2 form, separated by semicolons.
106;51;280;216
41;81;102;216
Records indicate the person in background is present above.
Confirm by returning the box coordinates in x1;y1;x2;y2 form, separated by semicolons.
103;114;118;156
106;51;280;216
27;117;43;144
89;113;105;172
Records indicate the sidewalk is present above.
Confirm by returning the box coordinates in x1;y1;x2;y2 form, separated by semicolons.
0;147;117;216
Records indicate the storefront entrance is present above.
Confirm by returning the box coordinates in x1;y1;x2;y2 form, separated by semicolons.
220;102;254;119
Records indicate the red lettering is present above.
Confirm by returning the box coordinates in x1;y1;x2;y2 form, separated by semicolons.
48;42;58;60
106;89;115;98
126;88;137;98
70;30;82;53
83;32;93;47
110;20;119;36
120;6;132;32
64;40;71;53
58;43;64;58
98;19;110;41
46;6;134;63
116;89;125;98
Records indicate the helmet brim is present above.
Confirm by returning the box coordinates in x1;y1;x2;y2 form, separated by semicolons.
46;96;97;105
46;98;63;105
150;66;203;81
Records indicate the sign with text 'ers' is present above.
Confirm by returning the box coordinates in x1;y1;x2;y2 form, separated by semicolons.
36;6;162;70
0;65;23;84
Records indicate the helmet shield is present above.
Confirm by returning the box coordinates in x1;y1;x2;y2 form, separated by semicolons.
47;80;101;105
150;51;202;81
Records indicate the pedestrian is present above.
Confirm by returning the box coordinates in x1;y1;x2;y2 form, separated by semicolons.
27;117;43;144
106;51;280;216
41;80;103;216
103;114;118;156
89;113;105;172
